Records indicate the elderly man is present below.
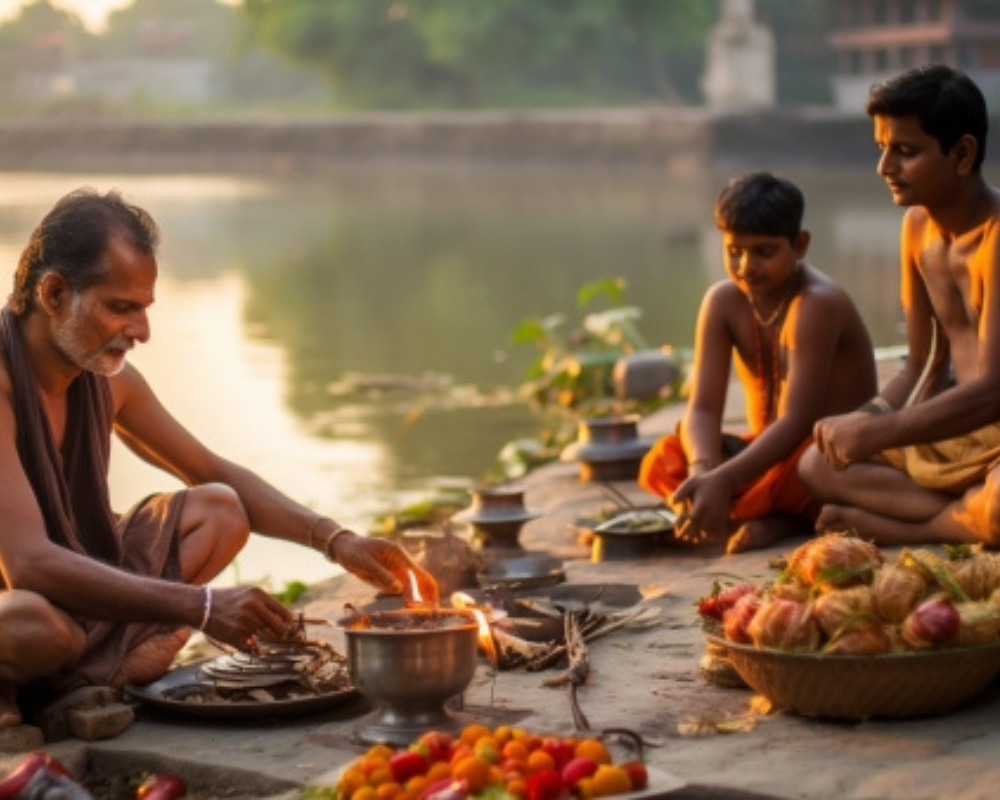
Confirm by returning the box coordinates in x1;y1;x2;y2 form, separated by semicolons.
0;187;436;737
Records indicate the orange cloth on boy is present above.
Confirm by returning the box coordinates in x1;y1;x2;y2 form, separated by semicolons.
638;432;819;522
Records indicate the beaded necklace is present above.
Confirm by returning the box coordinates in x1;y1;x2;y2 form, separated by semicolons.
749;268;801;429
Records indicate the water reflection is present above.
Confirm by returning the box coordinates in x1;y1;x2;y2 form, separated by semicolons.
0;165;908;588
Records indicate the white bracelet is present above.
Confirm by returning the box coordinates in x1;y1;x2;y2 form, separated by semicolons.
199;586;213;631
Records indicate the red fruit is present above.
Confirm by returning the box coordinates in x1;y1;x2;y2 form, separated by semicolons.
540;737;575;769
697;582;756;621
136;772;187;799
525;769;566;800
418;731;455;763
389;750;429;783
621;760;649;790
561;756;598;788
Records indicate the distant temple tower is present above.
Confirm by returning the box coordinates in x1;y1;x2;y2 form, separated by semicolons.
701;0;776;110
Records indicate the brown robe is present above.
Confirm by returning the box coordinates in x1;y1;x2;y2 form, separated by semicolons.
0;306;184;688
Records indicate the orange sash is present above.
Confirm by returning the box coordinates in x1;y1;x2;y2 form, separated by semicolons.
638;433;819;522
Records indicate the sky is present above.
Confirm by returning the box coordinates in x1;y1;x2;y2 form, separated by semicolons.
0;0;237;31
0;0;130;31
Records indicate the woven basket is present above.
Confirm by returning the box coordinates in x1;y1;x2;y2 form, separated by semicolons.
708;635;1000;720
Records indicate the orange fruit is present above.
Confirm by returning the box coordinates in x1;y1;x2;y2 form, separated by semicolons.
459;723;492;746
575;777;596;799
405;775;431;796
506;776;528;797
426;761;453;783
502;739;529;763
574;738;612;766
591;764;632;797
452;755;493;793
493;725;514;746
350;788;377;800
526;749;556;775
337;766;368;797
474;738;501;763
366;744;395;762
374;781;403;800
367;765;392;787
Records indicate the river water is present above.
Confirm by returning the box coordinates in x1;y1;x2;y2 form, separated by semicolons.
0;164;909;590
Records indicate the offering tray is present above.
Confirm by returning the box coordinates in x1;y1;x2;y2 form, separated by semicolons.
707;634;1000;720
125;663;360;721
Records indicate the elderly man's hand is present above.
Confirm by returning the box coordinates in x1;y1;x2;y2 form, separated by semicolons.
327;531;440;606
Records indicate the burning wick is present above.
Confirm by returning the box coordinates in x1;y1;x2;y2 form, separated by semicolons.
452;592;499;668
404;570;425;608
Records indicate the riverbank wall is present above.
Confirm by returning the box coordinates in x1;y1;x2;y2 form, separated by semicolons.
0;107;893;175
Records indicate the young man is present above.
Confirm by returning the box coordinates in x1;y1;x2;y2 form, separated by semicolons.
639;172;877;554
0;188;437;733
800;64;1000;548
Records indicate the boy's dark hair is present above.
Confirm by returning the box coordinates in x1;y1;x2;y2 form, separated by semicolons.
866;63;988;172
9;187;160;315
714;171;804;241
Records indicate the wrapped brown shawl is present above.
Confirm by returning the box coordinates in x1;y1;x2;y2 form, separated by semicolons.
0;305;184;686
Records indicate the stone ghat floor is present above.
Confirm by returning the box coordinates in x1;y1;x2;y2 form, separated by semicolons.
5;400;1000;799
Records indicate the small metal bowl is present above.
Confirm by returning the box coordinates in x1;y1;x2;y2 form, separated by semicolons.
339;609;479;744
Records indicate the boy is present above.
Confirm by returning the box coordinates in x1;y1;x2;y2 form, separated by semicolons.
639;172;877;554
801;64;1000;547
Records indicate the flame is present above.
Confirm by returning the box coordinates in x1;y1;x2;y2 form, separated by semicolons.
405;570;423;608
451;592;499;667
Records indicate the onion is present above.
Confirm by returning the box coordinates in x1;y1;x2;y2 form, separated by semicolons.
722;593;761;644
902;596;960;648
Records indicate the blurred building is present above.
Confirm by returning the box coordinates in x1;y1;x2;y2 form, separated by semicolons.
702;0;776;110
829;0;1000;110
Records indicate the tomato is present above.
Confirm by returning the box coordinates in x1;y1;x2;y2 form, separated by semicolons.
620;760;649;791
540;737;575;769
136;772;188;799
561;756;598;789
525;769;565;800
389;750;429;784
417;731;455;763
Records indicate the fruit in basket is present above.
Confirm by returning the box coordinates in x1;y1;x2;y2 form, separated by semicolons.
812;585;875;638
870;563;929;624
695;581;757;621
946;550;1000;600
901;596;960;648
787;532;883;588
955;600;1000;645
748;598;821;651
722;593;761;644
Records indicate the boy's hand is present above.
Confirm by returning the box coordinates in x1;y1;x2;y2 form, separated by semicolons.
671;472;734;545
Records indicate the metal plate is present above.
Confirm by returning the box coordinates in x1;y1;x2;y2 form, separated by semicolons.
475;553;566;590
125;663;361;721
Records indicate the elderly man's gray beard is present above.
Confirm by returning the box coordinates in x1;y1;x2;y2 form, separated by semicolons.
53;296;131;377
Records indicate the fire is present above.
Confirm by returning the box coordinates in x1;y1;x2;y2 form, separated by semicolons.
407;570;423;607
451;592;499;667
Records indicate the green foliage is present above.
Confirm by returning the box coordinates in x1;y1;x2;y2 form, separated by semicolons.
272;579;310;605
239;0;716;109
510;275;679;422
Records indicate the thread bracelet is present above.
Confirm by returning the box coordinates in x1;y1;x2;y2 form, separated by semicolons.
199;586;213;631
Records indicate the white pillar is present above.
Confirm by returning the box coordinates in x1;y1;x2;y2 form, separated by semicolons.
701;0;777;110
